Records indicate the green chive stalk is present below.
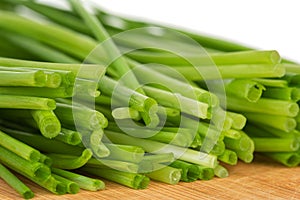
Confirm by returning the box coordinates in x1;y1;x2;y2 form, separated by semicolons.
54;103;108;130
128;60;219;107
104;143;144;163
107;125;196;148
0;146;50;180
86;158;139;173
262;152;300;167
39;154;52;167
217;149;238;165
111;107;141;121
46;148;93;170
152;63;285;81
52;174;80;194
0;70;46;87
223;129;242;140
243;113;296;132
51;168;105;191
214;164;228;178
0;126;84;155
98;76;158;114
195;165;215;180
169;160;200;182
225;96;299;117
226;112;247;130
262;87;300;102
0;86;74;98
80;167;150;189
20;174;66;195
146;164;182;185
253;78;288;88
104;131;218;168
0;57;105;80
0;95;56;110
0;130;40;162
54;128;82;146
143;85;209;119
126;49;281;66
0;163;34;199
225;79;265;102
69;0;142;91
31;110;61;139
252;137;299;152
224;131;254;152
138;153;175;173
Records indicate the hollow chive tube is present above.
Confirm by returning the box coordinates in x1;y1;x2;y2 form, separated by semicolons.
0;95;56;110
0;125;84;155
252;137;299;152
210;107;233;131
0;70;46;87
0;86;74;98
80;167;150;189
243;112;296;132
52;174;80;194
262;152;300;167
143;85;209;119
69;0;142;91
22;174;66;195
262;87;300;102
128;60;219;107
126;50;281;65
54;103;108;130
218;149;238;165
138;153;175;173
224;131;254;152
0;146;50;180
0;57;105;80
169;160;200;182
195;165;215;180
51;168;105;191
46;148;93;170
214;164;228;178
104;143;144;163
146;164;181;185
153;64;285;81
226;112;247;130
225;97;299;117
111;107;141;121
54;128;82;146
223;129;242;140
253;78;288;88
104;130;218;168
86;158;139;173
31;110;61;139
39;154;52;167
0;130;40;162
0;163;34;199
98;76;158;114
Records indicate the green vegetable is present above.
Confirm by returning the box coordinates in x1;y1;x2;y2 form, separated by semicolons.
51;168;105;191
213;164;228;178
86;158;139;173
146;164;181;185
0;163;34;199
0;145;50;180
0;130;40;162
81;167;150;189
52;174;80;194
252;137;299;152
169;160;200;182
0;70;46;87
46;148;93;170
0;95;56;110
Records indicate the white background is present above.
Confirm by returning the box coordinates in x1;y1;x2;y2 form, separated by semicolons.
91;0;300;63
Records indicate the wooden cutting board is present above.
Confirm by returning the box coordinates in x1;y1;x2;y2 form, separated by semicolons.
1;154;299;200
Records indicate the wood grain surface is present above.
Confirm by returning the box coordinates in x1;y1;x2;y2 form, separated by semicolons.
1;154;299;200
